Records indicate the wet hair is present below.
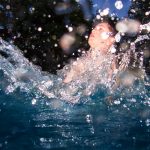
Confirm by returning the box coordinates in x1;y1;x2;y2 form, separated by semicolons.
92;15;118;36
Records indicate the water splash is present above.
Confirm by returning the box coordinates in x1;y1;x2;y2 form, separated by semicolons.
0;37;116;103
0;33;150;149
0;23;149;104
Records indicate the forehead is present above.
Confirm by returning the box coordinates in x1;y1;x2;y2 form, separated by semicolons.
95;22;112;31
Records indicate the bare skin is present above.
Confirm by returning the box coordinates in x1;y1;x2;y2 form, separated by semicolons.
36;22;146;103
37;22;117;101
63;22;116;83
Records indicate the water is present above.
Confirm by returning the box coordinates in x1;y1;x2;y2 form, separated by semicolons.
0;36;150;149
0;85;150;149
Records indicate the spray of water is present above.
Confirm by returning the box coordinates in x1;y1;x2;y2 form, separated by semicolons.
0;21;149;104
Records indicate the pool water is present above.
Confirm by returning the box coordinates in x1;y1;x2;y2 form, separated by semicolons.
0;81;150;149
0;33;150;150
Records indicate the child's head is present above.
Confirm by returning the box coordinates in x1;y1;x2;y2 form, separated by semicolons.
88;17;117;54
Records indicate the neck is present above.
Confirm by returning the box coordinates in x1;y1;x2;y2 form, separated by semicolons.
87;48;106;60
89;48;110;56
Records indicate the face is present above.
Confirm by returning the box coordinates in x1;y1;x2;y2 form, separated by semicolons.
88;22;115;54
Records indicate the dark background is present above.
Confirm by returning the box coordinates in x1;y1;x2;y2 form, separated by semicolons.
0;0;149;73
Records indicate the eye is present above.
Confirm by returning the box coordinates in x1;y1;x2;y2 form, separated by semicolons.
96;26;103;30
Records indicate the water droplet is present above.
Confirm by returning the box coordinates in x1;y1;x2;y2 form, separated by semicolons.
96;15;101;19
116;21;128;33
48;14;51;18
86;114;93;123
6;5;10;10
114;100;121;105
68;27;73;32
145;119;150;126
145;11;150;16
40;137;45;142
32;98;37;105
115;33;121;42
54;43;58;47
115;0;123;10
100;8;109;16
110;46;116;53
38;27;42;32
57;64;61;68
